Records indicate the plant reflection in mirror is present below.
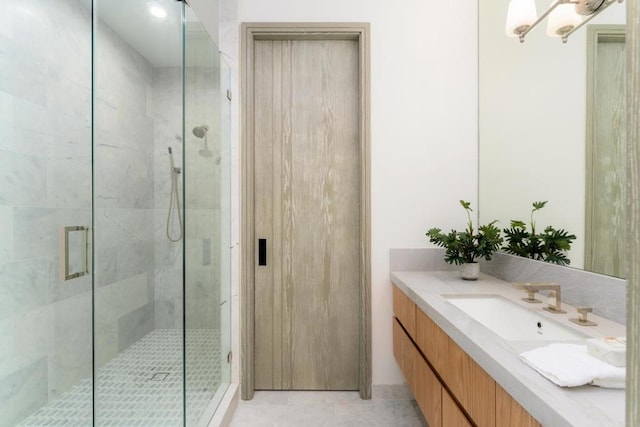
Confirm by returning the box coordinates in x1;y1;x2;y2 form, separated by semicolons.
502;201;576;265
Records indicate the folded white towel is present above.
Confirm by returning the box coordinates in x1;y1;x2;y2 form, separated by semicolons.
520;343;626;389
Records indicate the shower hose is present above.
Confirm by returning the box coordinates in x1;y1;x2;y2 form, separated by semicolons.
167;148;183;242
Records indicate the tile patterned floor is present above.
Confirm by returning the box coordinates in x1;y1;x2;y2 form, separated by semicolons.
228;390;427;427
18;329;222;426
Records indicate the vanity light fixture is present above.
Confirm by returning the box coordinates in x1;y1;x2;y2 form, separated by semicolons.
506;0;624;43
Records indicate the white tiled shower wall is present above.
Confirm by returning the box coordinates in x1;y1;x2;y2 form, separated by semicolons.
0;0;223;425
0;1;94;424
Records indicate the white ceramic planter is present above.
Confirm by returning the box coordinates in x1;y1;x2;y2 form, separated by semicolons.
461;262;480;280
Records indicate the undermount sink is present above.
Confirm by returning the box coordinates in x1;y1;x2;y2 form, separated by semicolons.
444;294;589;343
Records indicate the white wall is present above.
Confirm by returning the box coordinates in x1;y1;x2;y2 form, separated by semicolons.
479;1;626;269
238;0;479;385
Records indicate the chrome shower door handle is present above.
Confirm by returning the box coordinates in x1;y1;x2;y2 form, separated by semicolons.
60;226;89;281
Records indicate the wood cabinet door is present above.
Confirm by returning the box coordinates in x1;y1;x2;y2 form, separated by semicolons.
442;389;472;427
393;318;414;381
393;285;416;337
496;384;541;427
413;349;442;427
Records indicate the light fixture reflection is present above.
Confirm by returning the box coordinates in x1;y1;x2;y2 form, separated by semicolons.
546;3;582;38
505;0;538;38
506;0;624;43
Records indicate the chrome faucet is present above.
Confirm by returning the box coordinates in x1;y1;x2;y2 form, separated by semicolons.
516;282;566;314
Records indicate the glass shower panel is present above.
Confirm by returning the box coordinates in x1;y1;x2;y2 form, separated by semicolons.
92;0;184;424
184;12;232;425
219;55;233;395
0;0;93;425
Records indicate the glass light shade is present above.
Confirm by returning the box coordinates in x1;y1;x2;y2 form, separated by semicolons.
546;3;583;37
505;0;538;37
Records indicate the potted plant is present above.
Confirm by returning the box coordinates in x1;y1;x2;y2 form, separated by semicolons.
426;200;503;280
502;201;576;265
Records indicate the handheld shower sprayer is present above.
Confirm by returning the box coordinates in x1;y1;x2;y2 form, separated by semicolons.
166;147;182;242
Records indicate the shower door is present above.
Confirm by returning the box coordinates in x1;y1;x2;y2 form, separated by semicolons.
0;0;94;425
92;0;186;424
1;0;230;425
184;14;233;424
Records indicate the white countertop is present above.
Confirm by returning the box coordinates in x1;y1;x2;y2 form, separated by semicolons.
390;270;626;427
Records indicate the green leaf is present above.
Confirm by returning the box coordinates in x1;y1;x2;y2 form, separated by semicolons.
532;201;548;211
510;220;526;229
426;201;502;265
503;202;575;265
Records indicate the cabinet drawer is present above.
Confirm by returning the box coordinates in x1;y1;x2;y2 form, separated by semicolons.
446;337;496;427
415;307;449;376
413;349;442;427
393;317;414;382
393;285;416;337
416;308;496;427
496;384;541;427
442;388;472;427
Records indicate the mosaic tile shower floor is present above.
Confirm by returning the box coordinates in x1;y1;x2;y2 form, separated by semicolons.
17;329;221;426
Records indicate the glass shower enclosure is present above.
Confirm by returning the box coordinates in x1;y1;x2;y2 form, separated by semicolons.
0;0;231;425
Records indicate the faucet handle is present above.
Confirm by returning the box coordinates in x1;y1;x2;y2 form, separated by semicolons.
570;307;597;326
522;289;542;304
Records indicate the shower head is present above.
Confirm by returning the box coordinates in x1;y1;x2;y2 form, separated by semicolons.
192;125;209;139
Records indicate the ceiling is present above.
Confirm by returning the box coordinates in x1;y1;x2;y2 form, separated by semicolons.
79;0;205;67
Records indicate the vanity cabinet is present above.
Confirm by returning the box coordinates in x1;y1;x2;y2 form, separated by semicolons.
392;285;541;427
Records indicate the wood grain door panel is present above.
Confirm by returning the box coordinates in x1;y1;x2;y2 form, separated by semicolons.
254;39;360;391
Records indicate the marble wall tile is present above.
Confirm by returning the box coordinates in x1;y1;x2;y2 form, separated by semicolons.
154;265;183;329
94;146;154;209
13;207;90;260
94;98;118;133
12;97;48;134
0;150;46;206
0;258;48;321
0;1;14;40
0;38;47;106
94;208;154;248
45;81;91;142
0;207;13;262
117;303;154;352
46;157;91;208
116;238;154;281
389;248;460;272
94;245;118;288
117;110;155;150
151;67;182;121
94;273;151;367
0;304;53;379
13;128;55;159
481;253;627;325
0;90;13;151
47;255;91;303
48;291;92;399
0;357;48;427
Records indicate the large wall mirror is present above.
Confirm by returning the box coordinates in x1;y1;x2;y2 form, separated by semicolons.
479;0;626;278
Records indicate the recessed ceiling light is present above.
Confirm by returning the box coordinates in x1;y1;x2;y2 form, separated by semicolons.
149;5;167;19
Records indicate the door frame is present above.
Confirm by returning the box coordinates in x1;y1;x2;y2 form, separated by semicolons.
240;22;371;400
585;24;626;274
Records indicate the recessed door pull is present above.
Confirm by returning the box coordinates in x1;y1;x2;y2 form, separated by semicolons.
258;238;267;266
